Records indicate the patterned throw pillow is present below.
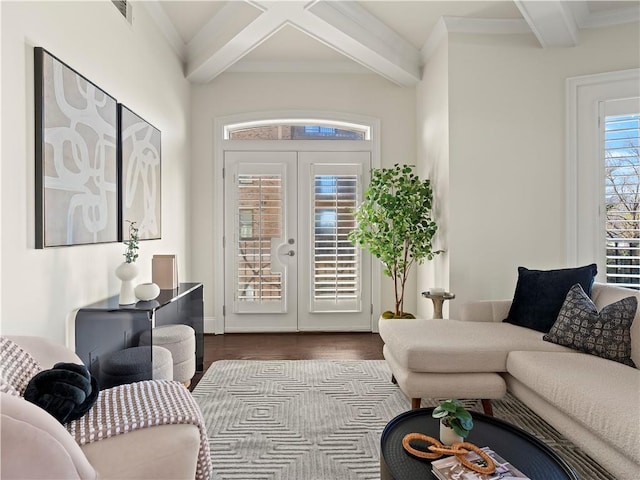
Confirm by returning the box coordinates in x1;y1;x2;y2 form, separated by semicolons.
543;284;636;367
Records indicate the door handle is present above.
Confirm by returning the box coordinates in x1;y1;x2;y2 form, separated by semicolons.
280;250;295;257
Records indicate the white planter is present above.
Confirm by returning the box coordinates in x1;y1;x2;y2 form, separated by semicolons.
135;282;160;301
439;422;463;446
115;262;139;305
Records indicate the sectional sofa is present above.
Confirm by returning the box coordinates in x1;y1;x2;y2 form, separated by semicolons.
379;282;640;480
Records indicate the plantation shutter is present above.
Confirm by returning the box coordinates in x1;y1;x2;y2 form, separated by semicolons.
604;102;640;288
309;163;361;312
233;162;288;313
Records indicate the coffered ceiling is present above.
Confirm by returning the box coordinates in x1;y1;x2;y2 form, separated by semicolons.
140;0;640;86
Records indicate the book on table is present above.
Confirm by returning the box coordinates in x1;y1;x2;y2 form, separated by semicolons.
431;446;530;480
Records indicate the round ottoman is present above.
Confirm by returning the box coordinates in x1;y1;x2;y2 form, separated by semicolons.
139;324;195;387
99;346;173;389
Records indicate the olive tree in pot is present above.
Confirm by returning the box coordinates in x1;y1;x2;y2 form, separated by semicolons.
349;164;442;319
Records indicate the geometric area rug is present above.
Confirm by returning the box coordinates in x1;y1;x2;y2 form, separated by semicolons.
192;360;614;480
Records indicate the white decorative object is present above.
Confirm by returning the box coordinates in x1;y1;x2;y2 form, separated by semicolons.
115;262;139;305
430;287;445;295
135;282;160;301
439;422;463;446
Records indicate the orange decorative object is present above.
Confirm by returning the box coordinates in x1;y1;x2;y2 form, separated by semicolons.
401;434;496;475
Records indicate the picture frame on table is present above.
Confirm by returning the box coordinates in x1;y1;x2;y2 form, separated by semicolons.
34;47;118;248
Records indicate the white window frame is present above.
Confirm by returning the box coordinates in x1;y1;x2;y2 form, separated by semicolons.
212;111;381;334
566;68;640;281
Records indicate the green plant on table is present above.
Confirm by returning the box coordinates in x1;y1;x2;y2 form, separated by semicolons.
123;221;139;264
348;164;442;318
432;399;474;438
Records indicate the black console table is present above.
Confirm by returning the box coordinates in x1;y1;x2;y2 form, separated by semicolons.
74;282;204;388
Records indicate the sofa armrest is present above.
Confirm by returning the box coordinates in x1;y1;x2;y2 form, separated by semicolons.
460;300;512;323
1;392;97;479
6;335;83;368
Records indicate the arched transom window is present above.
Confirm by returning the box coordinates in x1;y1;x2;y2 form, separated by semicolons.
224;119;370;140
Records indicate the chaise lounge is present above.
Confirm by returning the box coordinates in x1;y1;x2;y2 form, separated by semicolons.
379;281;640;480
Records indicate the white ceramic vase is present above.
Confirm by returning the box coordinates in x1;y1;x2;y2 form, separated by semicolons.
439;422;463;446
135;282;160;301
115;262;139;305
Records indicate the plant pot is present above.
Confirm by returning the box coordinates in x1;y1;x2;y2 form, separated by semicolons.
439;422;463;446
135;282;160;301
115;262;139;305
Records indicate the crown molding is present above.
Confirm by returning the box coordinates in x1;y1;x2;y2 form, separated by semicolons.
421;16;530;65
139;1;186;60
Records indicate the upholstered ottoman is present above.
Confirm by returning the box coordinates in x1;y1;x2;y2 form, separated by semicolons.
139;325;196;387
99;346;173;389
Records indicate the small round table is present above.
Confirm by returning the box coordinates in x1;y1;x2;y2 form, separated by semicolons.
421;291;455;319
380;408;578;480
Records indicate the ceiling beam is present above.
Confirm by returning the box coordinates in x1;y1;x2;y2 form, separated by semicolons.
514;0;579;48
185;0;421;86
140;1;186;60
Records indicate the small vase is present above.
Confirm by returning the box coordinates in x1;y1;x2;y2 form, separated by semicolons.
135;282;160;301
439;422;463;446
115;262;139;305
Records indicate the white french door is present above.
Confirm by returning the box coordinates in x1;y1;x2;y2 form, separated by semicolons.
223;150;371;332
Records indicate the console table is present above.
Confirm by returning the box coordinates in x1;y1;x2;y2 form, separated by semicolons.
74;282;204;389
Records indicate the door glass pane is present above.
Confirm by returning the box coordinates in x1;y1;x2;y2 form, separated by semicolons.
312;171;360;311
236;174;283;302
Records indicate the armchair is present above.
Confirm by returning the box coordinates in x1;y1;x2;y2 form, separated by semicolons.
1;336;208;480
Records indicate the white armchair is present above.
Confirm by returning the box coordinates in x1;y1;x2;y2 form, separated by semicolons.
1;336;204;480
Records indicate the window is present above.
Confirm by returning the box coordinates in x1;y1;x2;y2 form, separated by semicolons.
604;112;640;288
225;120;369;140
311;173;359;305
566;69;640;281
235;174;283;301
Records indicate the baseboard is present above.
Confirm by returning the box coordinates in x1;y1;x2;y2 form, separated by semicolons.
204;316;217;334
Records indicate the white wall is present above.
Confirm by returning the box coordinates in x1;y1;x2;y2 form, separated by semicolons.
190;72;416;326
444;23;640;315
1;1;191;343
416;38;449;319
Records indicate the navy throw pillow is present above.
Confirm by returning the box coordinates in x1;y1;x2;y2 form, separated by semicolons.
24;362;98;424
503;264;597;332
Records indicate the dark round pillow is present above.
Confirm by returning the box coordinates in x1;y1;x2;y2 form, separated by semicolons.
23;362;98;424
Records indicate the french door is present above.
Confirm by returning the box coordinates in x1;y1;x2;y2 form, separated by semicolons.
223;150;371;332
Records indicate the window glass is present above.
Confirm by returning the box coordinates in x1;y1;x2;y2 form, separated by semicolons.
605;113;640;288
226;121;368;140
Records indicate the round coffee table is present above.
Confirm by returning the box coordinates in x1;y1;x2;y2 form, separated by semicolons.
381;408;578;480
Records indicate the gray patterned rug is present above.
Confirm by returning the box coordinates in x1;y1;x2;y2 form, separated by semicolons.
192;360;613;480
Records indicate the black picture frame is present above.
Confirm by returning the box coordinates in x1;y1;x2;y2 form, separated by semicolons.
34;47;118;248
117;104;162;241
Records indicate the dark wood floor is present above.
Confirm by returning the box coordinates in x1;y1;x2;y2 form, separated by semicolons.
190;332;384;388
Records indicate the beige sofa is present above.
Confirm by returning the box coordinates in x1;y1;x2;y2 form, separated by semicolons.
379;282;640;480
1;336;202;480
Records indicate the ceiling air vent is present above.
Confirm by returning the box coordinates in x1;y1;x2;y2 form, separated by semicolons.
112;0;132;24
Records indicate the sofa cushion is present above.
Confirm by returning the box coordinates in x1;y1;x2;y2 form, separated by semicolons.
378;318;572;373
544;284;636;367
503;264;597;333
506;351;640;465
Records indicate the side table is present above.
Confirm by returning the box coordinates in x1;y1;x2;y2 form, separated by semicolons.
421;291;455;319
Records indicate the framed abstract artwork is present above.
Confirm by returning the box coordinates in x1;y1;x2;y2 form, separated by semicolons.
35;47;118;248
118;105;162;241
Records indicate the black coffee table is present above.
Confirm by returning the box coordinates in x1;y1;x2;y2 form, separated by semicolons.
381;408;578;480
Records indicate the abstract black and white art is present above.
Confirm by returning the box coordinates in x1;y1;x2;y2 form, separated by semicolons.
34;47;118;248
118;105;161;241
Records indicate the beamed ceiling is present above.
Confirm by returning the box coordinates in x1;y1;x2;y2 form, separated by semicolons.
140;0;640;86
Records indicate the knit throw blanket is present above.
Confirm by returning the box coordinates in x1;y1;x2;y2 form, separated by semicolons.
0;337;212;480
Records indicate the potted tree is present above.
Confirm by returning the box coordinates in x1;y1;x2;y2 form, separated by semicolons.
349;164;442;318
